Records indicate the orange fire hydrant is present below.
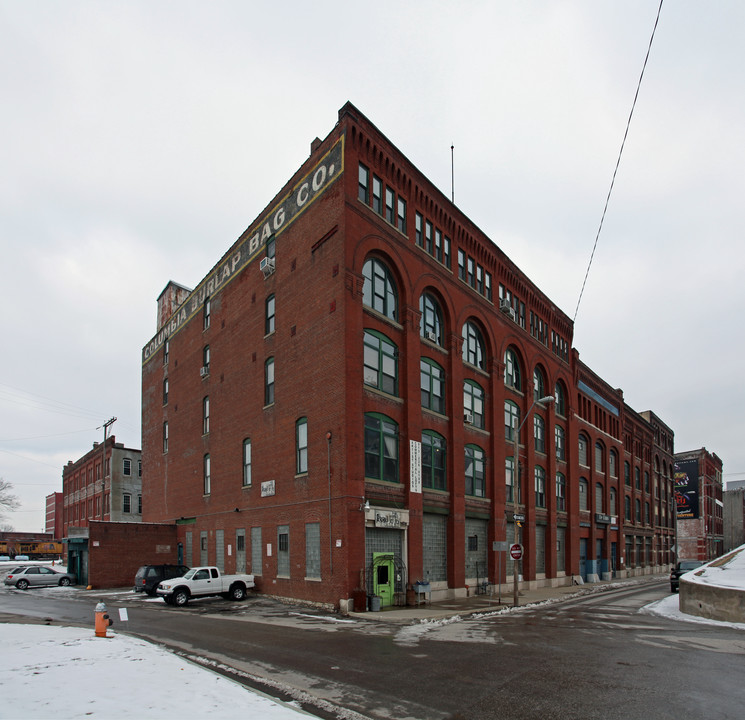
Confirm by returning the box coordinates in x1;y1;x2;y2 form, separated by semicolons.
94;602;114;638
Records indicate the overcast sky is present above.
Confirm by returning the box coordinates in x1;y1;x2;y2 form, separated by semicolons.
2;1;743;532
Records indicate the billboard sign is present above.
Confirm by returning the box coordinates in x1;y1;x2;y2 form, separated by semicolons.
675;459;699;519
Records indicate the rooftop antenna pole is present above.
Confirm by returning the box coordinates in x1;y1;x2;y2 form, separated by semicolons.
451;144;455;203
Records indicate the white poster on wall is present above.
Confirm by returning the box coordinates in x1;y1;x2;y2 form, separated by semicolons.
410;439;422;494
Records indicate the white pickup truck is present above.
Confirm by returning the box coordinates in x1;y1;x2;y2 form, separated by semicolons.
156;566;255;606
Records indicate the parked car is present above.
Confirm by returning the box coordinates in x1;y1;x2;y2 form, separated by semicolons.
3;566;76;590
670;559;704;592
134;564;190;595
156;566;254;606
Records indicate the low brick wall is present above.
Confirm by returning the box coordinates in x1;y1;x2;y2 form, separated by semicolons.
88;521;178;589
679;579;745;623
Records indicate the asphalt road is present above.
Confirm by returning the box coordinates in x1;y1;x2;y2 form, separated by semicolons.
2;581;743;720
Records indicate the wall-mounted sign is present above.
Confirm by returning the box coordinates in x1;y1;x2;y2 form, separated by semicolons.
675;459;699;519
375;510;401;528
261;480;276;498
410;440;422;494
595;513;612;524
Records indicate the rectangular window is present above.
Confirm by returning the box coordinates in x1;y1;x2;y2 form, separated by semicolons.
243;439;252;487
458;249;466;281
138;460;142;477
358;163;369;203
425;221;433;253
122;458;131;476
163;377;169;405
385;187;395;224
123;493;131;513
203;396;210;435
397;197;407;233
203;297;211;330
467;257;475;287
535;468;546;508
265;295;275;335
163;422;168;453
415;212;423;247
204;454;211;495
277;525;290;577
296;418;308;474
372;175;382;214
443;236;451;269
434;229;442;262
305;522;321;579
484;271;492;301
138;494;142;514
265;358;275;406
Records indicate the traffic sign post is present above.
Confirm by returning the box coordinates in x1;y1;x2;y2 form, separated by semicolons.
510;544;523;607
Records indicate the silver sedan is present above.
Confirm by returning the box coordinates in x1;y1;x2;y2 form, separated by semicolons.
3;566;76;590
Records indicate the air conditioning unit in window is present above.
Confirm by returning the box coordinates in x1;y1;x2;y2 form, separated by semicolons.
200;366;209;378
425;331;438;342
464;412;474;425
499;298;513;314
260;257;275;277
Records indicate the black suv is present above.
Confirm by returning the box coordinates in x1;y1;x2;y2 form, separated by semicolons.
670;559;704;592
134;565;190;595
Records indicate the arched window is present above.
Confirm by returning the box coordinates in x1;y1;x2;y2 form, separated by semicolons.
504;348;521;390
264;357;275;406
609;449;618;478
364;413;398;483
625;495;631;520
362;257;397;320
420;358;445;414
422;431;447;490
533;367;545;402
506;456;516;503
505;400;520;442
462;321;485;369
610;488;617;516
556;473;566;511
555;425;566;461
624;461;631;486
296;417;308;474
554;381;566;416
420;293;444;346
635;498;642;523
265;294;275;335
203;454;211;495
535;466;546;507
242;438;252;487
465;445;485;498
579;477;589;511
595;442;604;473
534;415;546;453
463;380;485;429
578;434;589;466
363;330;398;395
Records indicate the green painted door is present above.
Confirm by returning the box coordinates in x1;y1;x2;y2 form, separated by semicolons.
373;552;395;607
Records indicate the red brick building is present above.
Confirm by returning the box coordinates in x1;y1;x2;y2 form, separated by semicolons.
141;102;676;608
62;435;143;585
674;448;724;561
45;492;63;540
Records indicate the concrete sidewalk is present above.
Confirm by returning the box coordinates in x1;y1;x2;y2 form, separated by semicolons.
349;574;668;623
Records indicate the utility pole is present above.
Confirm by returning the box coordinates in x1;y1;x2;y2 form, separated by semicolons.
100;417;116;520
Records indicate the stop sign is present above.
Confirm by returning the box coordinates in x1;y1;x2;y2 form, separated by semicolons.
509;543;523;560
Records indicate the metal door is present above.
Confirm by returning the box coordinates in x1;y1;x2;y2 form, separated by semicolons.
579;538;588;581
373;552;395;607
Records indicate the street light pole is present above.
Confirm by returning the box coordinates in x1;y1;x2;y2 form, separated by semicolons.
512;394;555;607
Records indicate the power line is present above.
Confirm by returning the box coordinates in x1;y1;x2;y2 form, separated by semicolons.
573;0;665;324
